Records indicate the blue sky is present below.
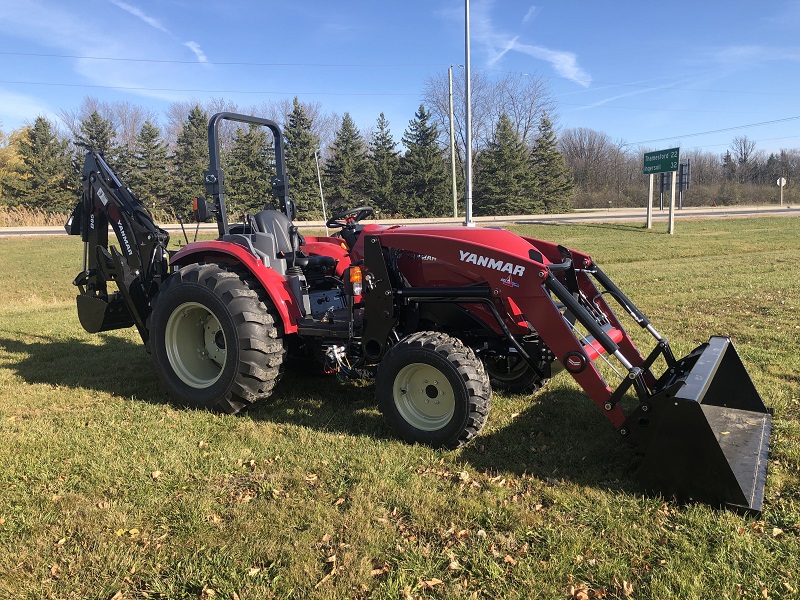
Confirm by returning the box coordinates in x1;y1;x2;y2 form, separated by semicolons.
1;0;800;154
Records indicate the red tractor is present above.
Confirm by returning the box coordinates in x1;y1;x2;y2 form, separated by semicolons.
66;113;772;513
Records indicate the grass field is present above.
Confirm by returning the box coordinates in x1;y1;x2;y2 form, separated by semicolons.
0;217;798;599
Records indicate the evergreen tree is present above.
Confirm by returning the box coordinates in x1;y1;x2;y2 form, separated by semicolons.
172;105;209;214
530;114;573;213
399;104;449;217
226;124;275;217
0;127;27;201
323;113;370;214
76;110;116;157
367;113;401;215
11;117;74;212
284;98;321;219
127;120;170;215
473;113;538;216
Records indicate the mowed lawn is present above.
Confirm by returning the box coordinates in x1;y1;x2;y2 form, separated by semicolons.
0;216;798;599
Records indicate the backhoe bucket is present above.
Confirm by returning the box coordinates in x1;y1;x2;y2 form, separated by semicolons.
625;336;772;513
76;294;135;333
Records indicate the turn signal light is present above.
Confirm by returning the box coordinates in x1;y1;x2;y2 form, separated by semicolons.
350;267;363;296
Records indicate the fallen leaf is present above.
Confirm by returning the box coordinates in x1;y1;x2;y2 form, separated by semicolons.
232;593;240;600
504;555;517;566
772;527;784;537
248;567;260;576
567;584;590;600
151;470;161;480
448;560;461;571
333;498;345;507
110;592;124;600
422;578;444;589
622;580;634;596
115;528;126;537
50;564;60;577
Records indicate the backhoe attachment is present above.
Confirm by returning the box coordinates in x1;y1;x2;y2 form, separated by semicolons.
66;151;170;344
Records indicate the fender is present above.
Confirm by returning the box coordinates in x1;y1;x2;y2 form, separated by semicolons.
171;240;302;334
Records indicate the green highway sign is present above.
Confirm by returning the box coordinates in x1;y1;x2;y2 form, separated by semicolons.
643;147;680;174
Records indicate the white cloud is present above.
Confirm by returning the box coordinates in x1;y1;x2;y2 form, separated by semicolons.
0;88;57;129
522;6;539;25
184;41;209;64
109;0;171;35
470;0;591;87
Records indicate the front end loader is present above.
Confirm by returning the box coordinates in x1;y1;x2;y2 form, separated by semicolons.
66;112;772;514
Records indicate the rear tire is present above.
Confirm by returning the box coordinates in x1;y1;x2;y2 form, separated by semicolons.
148;263;285;414
376;331;491;449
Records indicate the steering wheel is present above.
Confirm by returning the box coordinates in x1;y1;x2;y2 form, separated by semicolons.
326;206;374;229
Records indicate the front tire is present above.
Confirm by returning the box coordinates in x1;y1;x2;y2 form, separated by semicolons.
484;353;546;394
376;332;491;449
148;263;285;414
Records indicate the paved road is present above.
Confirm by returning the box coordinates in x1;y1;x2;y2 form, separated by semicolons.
1;205;796;237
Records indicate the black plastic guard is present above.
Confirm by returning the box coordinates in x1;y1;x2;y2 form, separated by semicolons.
625;336;772;514
76;294;134;333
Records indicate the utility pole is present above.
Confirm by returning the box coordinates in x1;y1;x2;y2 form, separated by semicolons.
313;150;329;236
448;66;458;218
464;0;474;227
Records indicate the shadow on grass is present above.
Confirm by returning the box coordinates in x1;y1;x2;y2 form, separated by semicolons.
0;332;166;404
0;332;386;437
0;332;637;493
461;385;640;495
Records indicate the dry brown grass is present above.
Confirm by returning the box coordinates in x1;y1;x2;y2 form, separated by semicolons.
0;205;69;227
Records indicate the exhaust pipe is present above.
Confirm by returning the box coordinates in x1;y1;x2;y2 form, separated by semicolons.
623;336;772;514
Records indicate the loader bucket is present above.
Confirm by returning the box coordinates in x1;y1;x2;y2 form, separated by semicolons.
624;336;772;514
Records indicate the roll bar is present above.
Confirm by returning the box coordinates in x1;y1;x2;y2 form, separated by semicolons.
204;112;292;238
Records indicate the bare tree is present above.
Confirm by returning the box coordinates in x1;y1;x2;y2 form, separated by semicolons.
559;127;618;188
682;149;720;186
59;97;157;153
423;70;555;172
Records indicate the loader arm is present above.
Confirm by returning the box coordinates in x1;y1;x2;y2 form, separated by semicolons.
65;151;171;344
359;228;772;513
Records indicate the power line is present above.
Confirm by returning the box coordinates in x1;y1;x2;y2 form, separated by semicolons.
4;50;800;99
623;115;800;146
0;79;418;97
0;51;444;69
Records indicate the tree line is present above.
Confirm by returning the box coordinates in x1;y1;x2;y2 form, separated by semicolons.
0;85;572;222
0;73;796;222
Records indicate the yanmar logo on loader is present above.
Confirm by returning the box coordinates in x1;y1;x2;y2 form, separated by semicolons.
459;250;525;276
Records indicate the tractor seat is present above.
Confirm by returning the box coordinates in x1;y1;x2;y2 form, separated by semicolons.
252;208;335;270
